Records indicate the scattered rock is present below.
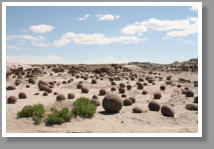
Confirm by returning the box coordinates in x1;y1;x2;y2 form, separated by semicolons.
185;90;194;97
102;93;123;113
7;96;17;104
43;92;48;96
160;85;166;91
123;98;132;106
194;96;198;104
81;87;89;93
161;105;174;117
18;92;27;99
56;94;65;101
68;93;75;99
91;98;101;106
154;92;161;99
132;107;142;113
186;104;198;111
119;88;125;94
148;101;160;111
7;85;16;90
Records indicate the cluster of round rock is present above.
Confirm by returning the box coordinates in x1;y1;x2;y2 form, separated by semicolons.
6;65;198;118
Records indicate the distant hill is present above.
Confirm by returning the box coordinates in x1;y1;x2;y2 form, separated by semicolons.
128;58;198;72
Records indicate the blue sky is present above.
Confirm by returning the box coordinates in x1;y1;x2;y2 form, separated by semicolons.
6;6;198;64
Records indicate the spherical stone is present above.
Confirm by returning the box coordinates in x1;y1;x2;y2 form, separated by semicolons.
161;105;174;117
142;90;148;95
43;92;48;96
7;85;16;90
154;92;161;99
136;82;144;90
18;92;27;99
99;89;106;96
160;85;166;91
121;94;127;98
127;85;132;90
186;103;198;111
123;98;132;106
56;94;65;101
91;98;101;106
148;101;160;111
119;88;125;94
81;87;89;93
194;96;198;104
119;83;126;88
185;90;194;97
77;83;83;89
91;79;97;84
132;107;142;113
111;87;116;91
7;96;17;104
67;93;75;99
102;93;123;113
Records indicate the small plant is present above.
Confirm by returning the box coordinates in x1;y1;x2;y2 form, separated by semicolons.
72;97;96;118
17;104;46;124
46;107;73;125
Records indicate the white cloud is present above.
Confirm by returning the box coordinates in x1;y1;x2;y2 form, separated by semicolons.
29;24;54;33
176;38;196;45
7;55;74;64
7;34;49;47
190;6;198;12
53;32;147;46
7;45;21;50
164;17;198;38
96;14;120;21
32;42;49;47
78;14;90;21
7;34;39;41
7;55;130;64
121;17;198;39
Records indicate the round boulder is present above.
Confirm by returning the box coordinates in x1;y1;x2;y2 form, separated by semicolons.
132;107;142;113
68;93;75;99
56;94;65;101
18;92;27;99
154;92;161;99
91;98;101;106
148;101;160;111
161;105;174;117
186;103;198;111
119;88;125;94
160;85;166;91
7;96;17;104
123;98;132;106
81;87;89;93
102;93;123;113
185;90;194;97
99;89;106;96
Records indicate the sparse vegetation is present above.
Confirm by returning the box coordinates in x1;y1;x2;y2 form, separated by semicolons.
17;104;46;124
46;107;73;125
72;97;96;118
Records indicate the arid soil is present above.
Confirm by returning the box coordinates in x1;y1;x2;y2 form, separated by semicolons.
6;59;198;133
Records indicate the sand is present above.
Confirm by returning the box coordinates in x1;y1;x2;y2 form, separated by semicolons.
6;62;198;133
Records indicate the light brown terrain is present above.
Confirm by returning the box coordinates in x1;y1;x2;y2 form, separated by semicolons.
6;58;198;133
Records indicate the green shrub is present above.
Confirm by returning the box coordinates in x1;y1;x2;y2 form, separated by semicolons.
17;104;46;124
46;107;73;125
71;97;96;118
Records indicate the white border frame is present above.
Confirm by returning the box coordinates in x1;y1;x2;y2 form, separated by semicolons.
2;2;202;137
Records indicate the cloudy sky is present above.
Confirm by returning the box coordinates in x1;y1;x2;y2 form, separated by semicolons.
6;6;198;64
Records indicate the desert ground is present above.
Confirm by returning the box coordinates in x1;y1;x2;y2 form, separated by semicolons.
6;58;198;133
